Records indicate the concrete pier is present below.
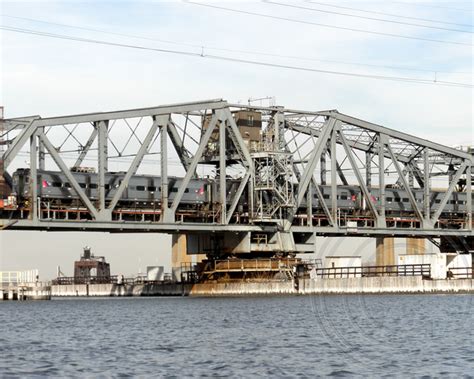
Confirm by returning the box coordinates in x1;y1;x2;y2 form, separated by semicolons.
406;237;426;255
50;277;474;297
376;237;395;266
0;282;51;300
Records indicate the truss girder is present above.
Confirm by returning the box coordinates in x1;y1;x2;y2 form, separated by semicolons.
1;100;472;238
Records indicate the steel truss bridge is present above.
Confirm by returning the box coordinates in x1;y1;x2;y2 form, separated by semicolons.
1;99;472;255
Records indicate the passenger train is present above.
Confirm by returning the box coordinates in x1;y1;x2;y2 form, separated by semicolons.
11;168;469;216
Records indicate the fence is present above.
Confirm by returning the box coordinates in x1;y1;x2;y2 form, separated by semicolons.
315;264;431;279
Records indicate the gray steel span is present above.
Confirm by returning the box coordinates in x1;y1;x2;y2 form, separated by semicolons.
1;99;472;249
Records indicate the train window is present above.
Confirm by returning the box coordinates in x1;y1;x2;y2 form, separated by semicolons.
105;184;110;190
449;200;456;205
394;197;401;202
64;183;71;188
402;198;409;202
136;186;145;191
340;195;348;200
170;188;178;193
147;186;157;191
386;197;392;202
89;184;98;189
79;183;86;188
158;187;161;192
52;182;62;187
314;194;318;199
323;194;330;199
435;199;441;204
185;189;189;193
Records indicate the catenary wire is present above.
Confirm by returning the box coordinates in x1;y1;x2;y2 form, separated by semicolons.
390;1;474;13
2;14;471;76
185;1;472;46
265;1;473;34
306;1;473;28
1;25;472;88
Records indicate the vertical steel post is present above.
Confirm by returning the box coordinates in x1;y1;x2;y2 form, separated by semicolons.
467;163;472;230
378;134;386;224
30;132;38;222
38;129;45;171
161;120;168;218
366;151;372;189
320;147;327;185
330;128;337;223
219;118;226;224
423;148;430;220
97;120;108;213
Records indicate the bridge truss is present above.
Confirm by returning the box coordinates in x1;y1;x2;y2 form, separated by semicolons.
1;99;472;254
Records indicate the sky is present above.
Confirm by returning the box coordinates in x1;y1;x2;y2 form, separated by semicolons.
0;0;472;279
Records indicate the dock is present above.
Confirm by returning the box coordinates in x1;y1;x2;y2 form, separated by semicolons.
0;282;51;300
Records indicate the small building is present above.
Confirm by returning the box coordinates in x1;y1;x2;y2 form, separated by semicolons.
74;246;111;282
202;110;262;157
147;266;164;281
324;256;362;278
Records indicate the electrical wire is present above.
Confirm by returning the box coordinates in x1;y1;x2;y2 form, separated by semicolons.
1;25;472;89
306;1;473;28
185;1;472;46
2;14;471;76
390;1;474;13
265;1;473;34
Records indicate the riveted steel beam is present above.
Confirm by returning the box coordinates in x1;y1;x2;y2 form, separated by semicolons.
431;161;469;224
386;142;424;223
170;112;219;214
296;118;335;208
38;131;99;219
338;126;379;222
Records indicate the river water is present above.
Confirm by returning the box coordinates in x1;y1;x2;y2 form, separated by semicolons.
0;295;472;377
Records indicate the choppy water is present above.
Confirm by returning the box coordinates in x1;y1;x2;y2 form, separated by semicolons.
0;295;472;377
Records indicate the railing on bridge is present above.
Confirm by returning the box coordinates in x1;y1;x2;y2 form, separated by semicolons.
52;275;174;285
204;258;301;273
314;264;431;279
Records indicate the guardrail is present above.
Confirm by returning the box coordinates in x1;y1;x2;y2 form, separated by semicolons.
447;267;473;279
315;264;431;279
51;275;174;285
206;258;301;272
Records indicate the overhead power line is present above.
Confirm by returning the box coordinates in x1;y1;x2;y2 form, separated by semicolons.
307;1;473;28
390;1;474;13
1;25;472;89
185;1;472;46
265;1;473;34
2;14;471;76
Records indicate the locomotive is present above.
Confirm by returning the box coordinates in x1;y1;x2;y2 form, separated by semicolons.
10;168;469;217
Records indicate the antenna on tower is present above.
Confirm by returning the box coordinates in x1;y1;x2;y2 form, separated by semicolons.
248;96;276;107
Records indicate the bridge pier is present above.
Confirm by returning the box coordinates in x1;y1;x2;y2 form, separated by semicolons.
406;238;426;255
171;234;192;282
376;237;395;266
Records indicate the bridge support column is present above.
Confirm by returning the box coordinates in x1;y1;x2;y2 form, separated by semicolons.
406;238;425;255
376;237;394;266
172;234;192;282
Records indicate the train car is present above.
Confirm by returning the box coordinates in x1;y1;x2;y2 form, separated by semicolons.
12;169;209;209
11;168;469;218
